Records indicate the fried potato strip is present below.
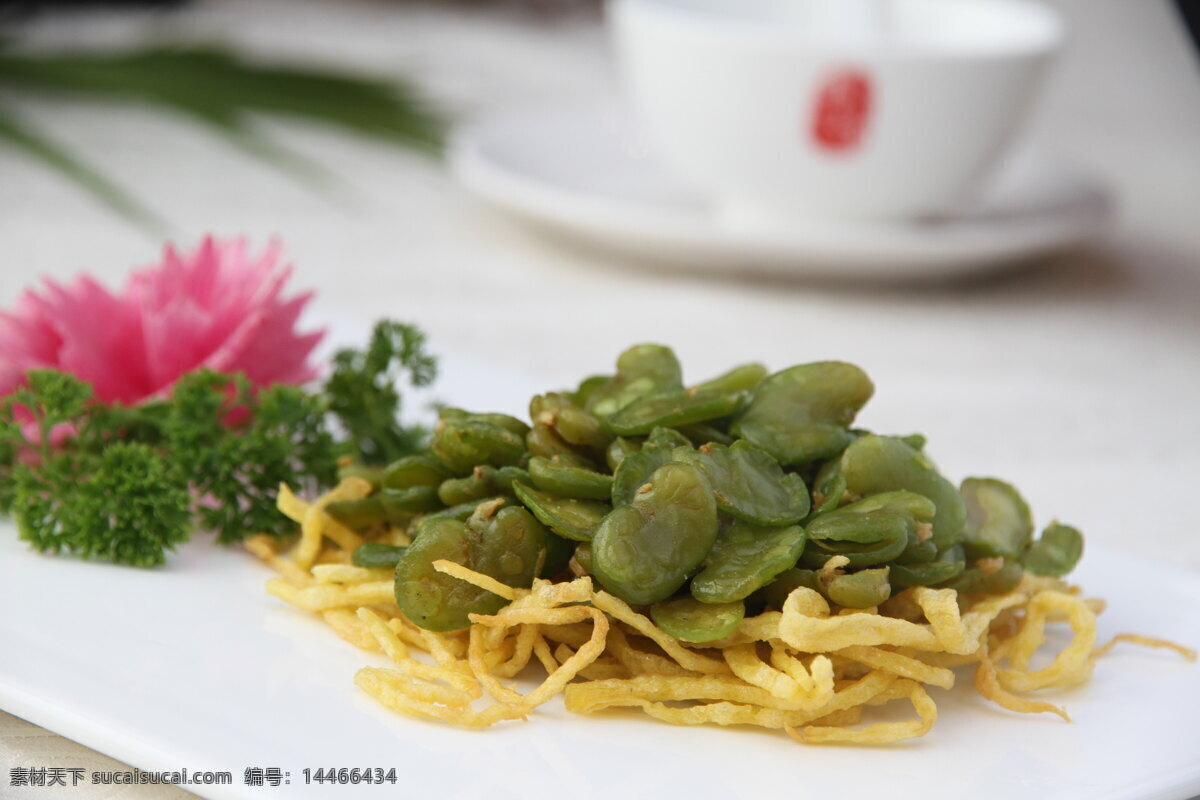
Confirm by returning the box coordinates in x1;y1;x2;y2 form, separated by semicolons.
256;480;1194;745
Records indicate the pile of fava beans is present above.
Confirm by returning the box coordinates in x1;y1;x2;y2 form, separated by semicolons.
329;345;1083;642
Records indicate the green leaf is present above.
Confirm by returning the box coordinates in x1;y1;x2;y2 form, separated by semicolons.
0;45;444;226
325;321;437;465
2;319;435;563
0;104;164;231
160;370;339;544
0;46;445;152
3;374;191;566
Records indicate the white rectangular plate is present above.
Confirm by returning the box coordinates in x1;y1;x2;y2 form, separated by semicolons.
2;355;1198;800
4;528;1199;800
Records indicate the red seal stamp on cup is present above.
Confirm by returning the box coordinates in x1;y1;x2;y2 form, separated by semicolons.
810;69;872;153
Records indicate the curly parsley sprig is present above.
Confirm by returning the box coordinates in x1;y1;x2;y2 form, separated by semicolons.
0;320;436;566
325;320;437;465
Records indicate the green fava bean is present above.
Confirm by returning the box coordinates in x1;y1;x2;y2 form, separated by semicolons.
351;542;406;568
617;344;683;381
337;463;383;489
493;466;530;495
824;567;891;608
528;456;614;500
436;465;525;503
379;486;443;519
606;437;641;472
326;496;387;529
396;503;547;631
431;419;526;474
840;435;966;550
392;519;500;631
651;597;745;643
807;507;914;544
541;531;576;579
895;534;938;565
440;407;530;437
691;522;807;604
437;466;499;506
611;449;670;508
446;462;525;501
525;423;595;469
467;503;548;592
592;462;719;606
570;375;609;408
941;559;1024;595
810;469;847;516
610;427;691;506
676;422;736;447
648;426;693;449
732;362;874;465
482;413;532;438
693;363;769;394
889;556;965;588
530;393;612;451
813;457;840;487
1023;522;1083;576
572;542;594;575
417;496;501;527
802;511;910;569
512;482;609;542
586;344;684;420
755;567;821;610
938;543;966;565
382;455;451;490
960;477;1033;559
607;389;745;437
836;490;937;522
673;441;810;526
822;492;938;566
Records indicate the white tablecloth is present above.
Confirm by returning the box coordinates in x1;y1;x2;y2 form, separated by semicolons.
2;0;1199;796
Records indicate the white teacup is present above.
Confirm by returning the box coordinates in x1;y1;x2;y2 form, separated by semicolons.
610;0;1063;224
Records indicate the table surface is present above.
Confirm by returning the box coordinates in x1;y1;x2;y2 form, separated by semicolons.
2;0;1199;797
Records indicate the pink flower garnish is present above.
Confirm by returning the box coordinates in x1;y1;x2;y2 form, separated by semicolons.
0;236;324;404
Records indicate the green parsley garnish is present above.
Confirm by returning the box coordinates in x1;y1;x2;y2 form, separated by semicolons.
0;320;436;567
325;320;437;465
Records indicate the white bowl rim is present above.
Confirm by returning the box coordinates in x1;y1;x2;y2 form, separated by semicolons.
610;0;1064;58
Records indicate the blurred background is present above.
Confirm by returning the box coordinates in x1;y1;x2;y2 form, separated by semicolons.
1;0;1199;793
1;0;1199;540
1;0;1199;550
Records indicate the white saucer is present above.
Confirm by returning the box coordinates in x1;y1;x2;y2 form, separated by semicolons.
450;102;1112;280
